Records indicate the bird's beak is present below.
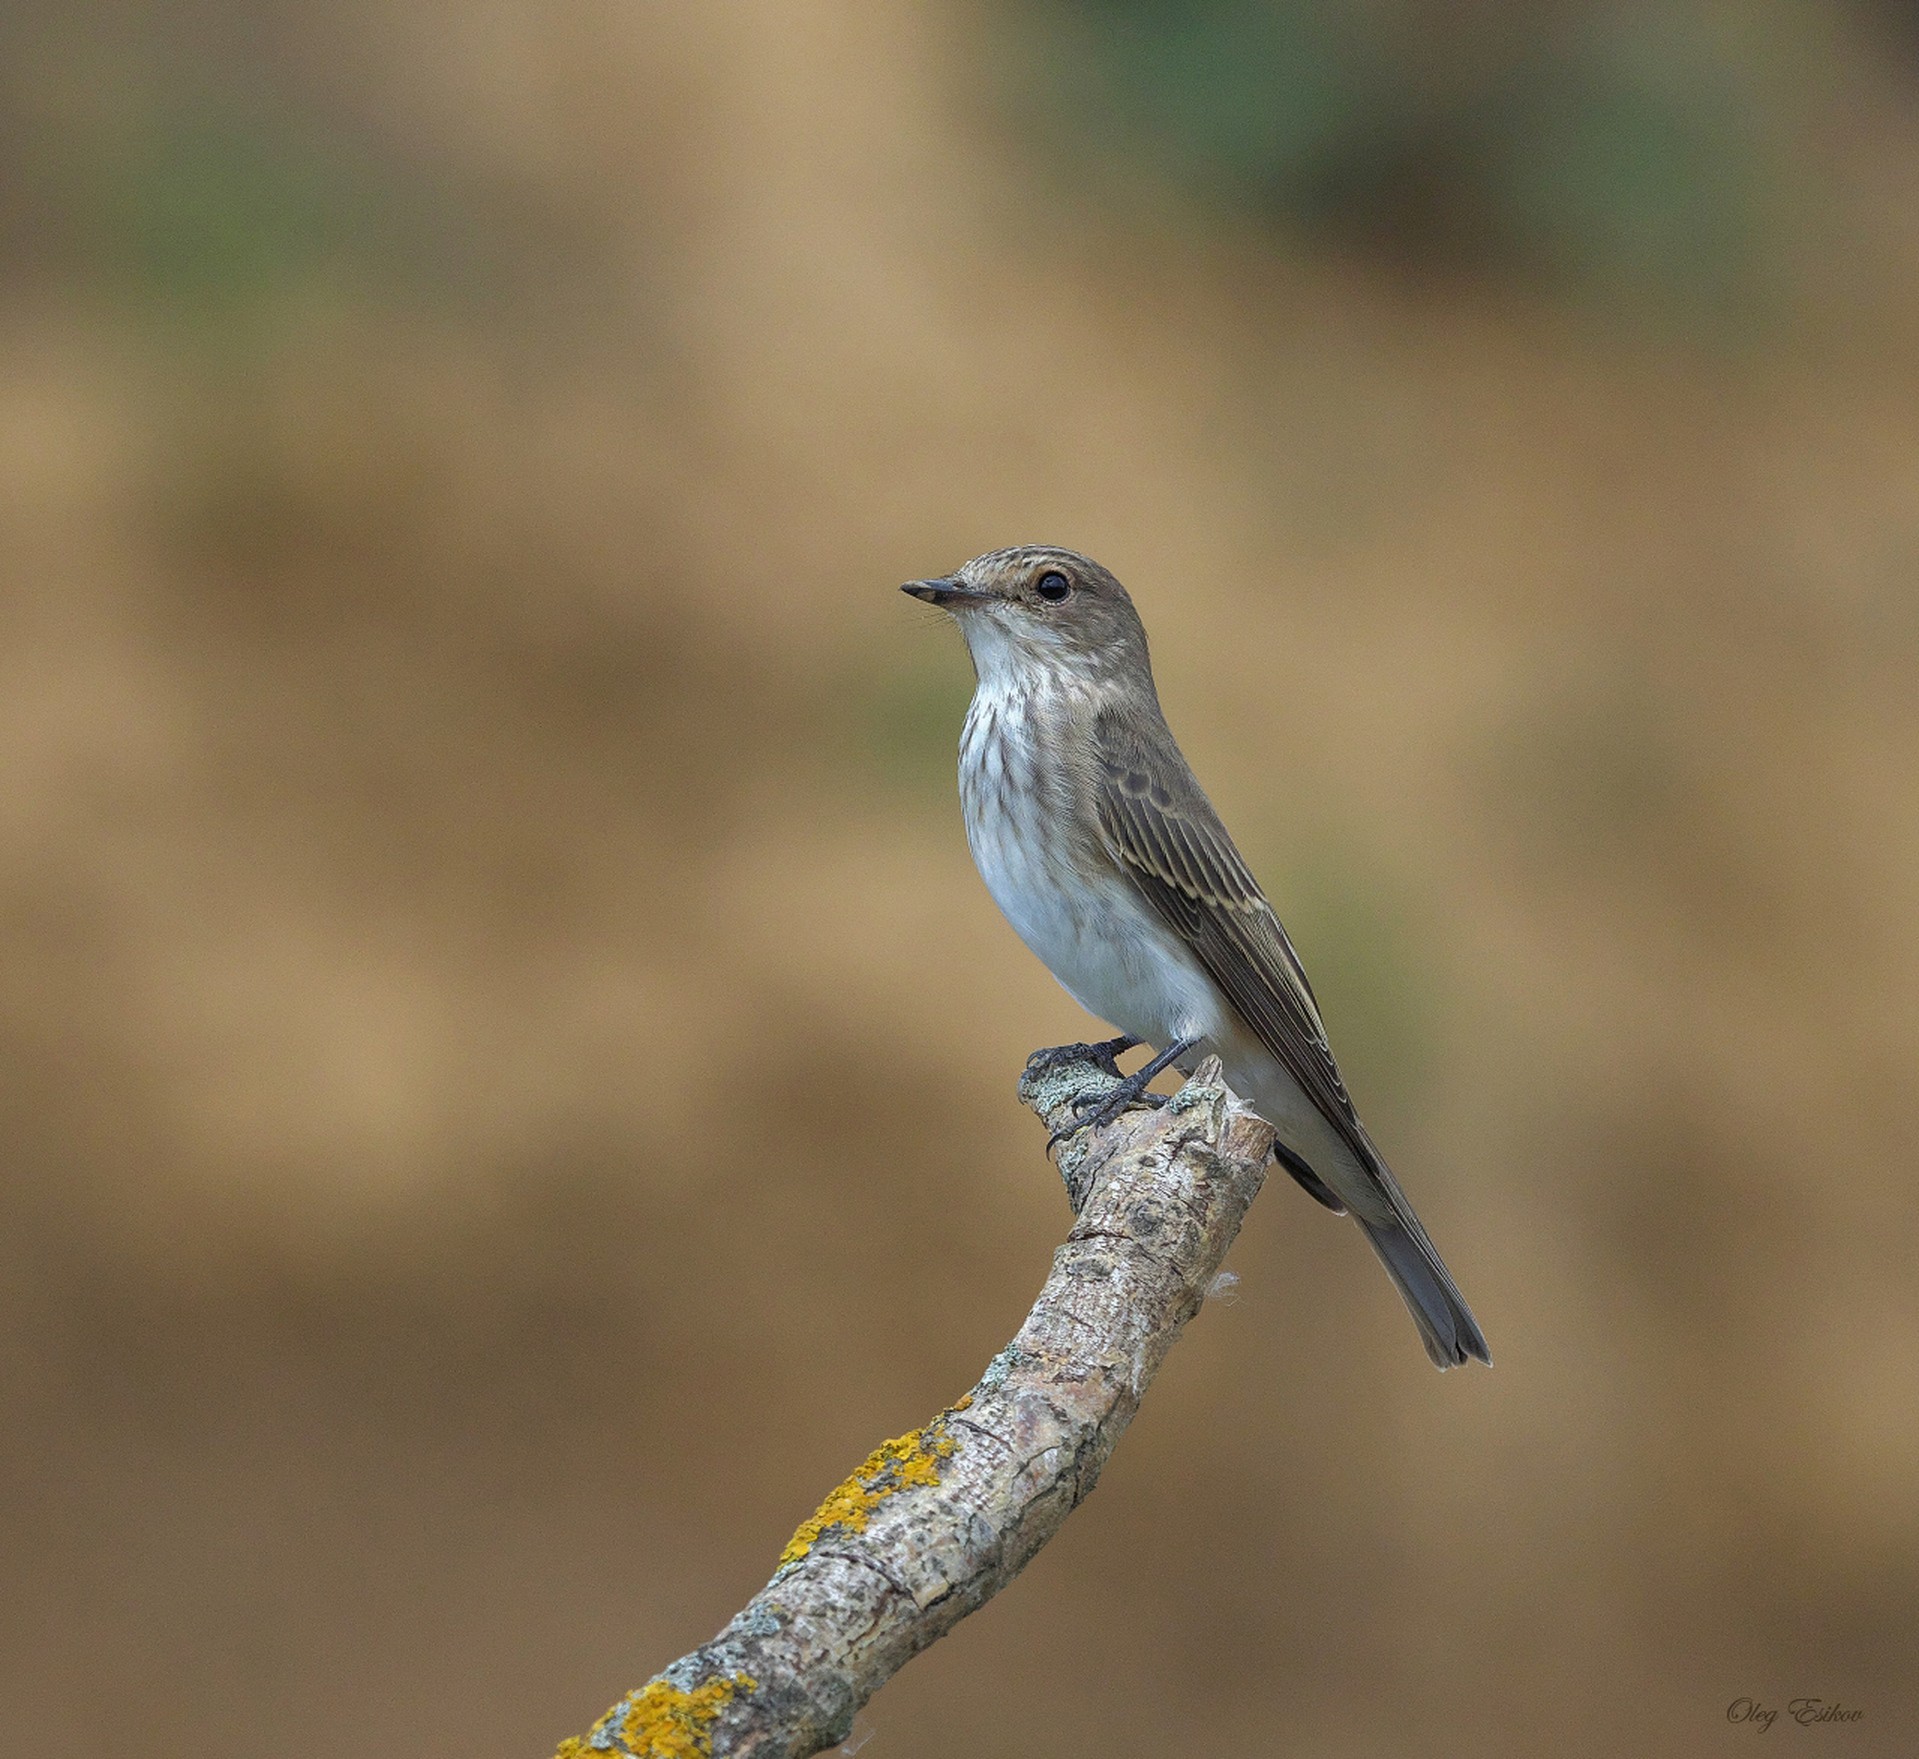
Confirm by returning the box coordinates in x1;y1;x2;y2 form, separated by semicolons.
901;577;990;609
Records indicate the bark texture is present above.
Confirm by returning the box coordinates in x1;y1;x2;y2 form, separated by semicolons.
554;1045;1275;1759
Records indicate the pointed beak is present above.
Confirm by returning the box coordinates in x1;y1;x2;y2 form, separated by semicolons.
901;576;989;609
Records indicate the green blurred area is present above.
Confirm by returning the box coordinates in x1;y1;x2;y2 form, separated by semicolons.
1267;845;1441;1124
1024;0;1784;314
3;4;1918;1757
849;649;980;795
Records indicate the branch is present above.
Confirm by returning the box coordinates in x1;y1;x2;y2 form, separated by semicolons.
554;1047;1275;1759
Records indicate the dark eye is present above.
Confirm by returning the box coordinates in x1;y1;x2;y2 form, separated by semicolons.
1035;570;1071;603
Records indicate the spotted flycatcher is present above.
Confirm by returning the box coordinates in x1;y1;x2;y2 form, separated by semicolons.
903;545;1489;1369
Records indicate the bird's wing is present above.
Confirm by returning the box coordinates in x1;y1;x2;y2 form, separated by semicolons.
1092;707;1374;1172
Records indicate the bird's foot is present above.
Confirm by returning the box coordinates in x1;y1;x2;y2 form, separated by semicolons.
1047;1068;1169;1148
1042;1034;1200;1151
1024;1035;1141;1082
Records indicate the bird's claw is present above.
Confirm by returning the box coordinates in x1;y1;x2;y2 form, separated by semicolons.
1024;1035;1141;1082
1046;1066;1167;1150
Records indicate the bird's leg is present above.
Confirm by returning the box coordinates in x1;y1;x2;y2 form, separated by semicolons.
1024;1034;1142;1081
1048;1036;1200;1148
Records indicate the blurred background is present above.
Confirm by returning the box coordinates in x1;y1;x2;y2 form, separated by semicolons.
2;3;1916;1754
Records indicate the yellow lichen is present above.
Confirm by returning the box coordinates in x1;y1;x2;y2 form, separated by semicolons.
554;1673;756;1759
778;1407;966;1569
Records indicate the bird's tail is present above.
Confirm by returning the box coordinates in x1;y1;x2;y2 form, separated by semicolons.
1352;1150;1491;1369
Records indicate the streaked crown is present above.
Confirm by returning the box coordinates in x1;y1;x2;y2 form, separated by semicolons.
902;546;1154;690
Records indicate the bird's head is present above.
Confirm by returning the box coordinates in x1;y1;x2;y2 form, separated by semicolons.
901;546;1152;688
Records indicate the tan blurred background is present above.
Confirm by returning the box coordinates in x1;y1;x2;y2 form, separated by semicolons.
3;3;1917;1754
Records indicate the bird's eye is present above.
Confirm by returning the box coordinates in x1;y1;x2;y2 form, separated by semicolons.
1035;570;1071;603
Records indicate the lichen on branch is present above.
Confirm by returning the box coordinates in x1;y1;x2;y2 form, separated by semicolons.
551;1048;1273;1759
778;1404;969;1569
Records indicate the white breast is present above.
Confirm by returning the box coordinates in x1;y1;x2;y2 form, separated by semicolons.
957;677;1221;1048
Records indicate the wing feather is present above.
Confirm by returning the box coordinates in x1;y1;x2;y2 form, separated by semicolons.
1093;709;1370;1169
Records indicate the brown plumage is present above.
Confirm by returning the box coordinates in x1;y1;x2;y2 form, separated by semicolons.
905;546;1489;1368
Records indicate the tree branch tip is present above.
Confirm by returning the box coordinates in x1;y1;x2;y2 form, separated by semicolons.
1015;1043;1124;1118
552;1048;1275;1759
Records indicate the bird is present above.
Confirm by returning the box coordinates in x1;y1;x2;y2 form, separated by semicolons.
902;545;1489;1369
